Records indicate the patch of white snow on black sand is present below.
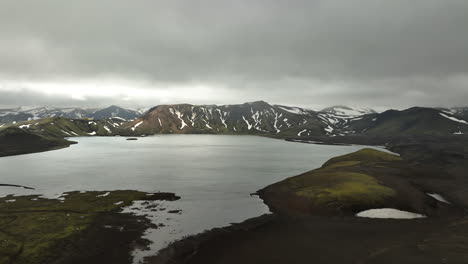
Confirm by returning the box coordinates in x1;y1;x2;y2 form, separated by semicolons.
356;208;426;219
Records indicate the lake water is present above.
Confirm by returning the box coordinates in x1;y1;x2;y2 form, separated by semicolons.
0;135;380;262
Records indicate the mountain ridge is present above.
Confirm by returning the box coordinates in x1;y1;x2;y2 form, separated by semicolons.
0;105;141;124
1;102;467;139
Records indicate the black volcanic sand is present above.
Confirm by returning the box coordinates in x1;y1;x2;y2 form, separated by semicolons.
148;136;468;264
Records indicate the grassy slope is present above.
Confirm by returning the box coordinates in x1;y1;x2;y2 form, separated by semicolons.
259;148;450;216
0;127;75;157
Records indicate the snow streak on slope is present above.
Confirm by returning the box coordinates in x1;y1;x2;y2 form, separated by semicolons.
439;113;468;124
131;121;144;131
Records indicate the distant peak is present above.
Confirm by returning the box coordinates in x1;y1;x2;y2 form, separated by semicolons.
246;100;271;107
321;105;376;116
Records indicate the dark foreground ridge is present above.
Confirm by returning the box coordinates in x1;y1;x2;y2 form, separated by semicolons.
0;127;76;157
148;136;468;264
0;190;180;264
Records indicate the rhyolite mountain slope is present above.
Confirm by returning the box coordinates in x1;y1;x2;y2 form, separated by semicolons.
124;101;328;137
0;105;140;124
126;102;468;137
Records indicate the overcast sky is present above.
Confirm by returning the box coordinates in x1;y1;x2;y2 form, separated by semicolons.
0;0;467;110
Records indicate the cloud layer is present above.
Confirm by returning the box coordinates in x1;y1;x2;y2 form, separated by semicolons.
0;0;467;109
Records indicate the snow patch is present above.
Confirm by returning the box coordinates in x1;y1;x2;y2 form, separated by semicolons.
60;129;71;136
19;124;32;129
273;112;282;133
131;121;144;131
87;131;97;135
277;106;307;115
103;126;112;134
174;110;188;129
189;112;197;127
427;193;451;204
297;129;307;136
439;113;468;124
356;208;426;219
242;116;252;130
216;109;228;128
326;106;375;117
324;125;334;134
97;192;110;198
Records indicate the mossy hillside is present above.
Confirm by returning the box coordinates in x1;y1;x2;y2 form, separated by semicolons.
0;190;176;264
267;149;400;214
0;127;74;157
322;148;401;167
323;160;361;169
294;172;395;206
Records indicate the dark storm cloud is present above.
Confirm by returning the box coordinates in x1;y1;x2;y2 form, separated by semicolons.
0;0;467;108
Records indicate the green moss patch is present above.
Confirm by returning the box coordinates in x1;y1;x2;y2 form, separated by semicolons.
295;172;395;205
323;148;401;168
266;149;401;214
323;160;361;169
0;190;178;264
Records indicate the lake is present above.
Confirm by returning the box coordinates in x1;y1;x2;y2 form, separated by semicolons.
0;135;381;262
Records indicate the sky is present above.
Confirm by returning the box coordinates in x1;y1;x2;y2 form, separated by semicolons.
0;0;467;110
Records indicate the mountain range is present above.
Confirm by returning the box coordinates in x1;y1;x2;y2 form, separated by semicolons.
0;105;144;124
1;101;467;138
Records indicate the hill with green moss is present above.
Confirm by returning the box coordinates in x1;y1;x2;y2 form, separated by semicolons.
0;127;75;157
259;148;455;216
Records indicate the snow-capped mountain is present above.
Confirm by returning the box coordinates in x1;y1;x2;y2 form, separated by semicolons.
0;105;141;124
314;106;377;136
344;107;468;136
3;102;468;138
124;101;327;137
90;105;140;120
448;107;468;120
3;116;128;138
320;105;376;117
125;102;468;137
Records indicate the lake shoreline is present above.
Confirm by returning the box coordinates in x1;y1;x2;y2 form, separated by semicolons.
145;135;468;264
2;134;468;263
